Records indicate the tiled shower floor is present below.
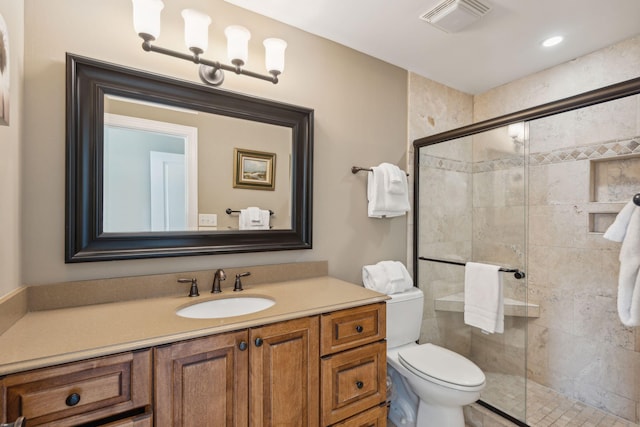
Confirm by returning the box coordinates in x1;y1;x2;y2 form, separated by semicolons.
467;372;640;427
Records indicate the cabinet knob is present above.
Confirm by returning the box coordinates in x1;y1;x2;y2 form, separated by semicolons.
238;341;248;351
356;381;364;389
65;392;81;407
355;325;364;333
254;337;263;347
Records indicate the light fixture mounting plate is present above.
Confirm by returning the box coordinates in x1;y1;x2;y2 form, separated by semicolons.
198;64;225;86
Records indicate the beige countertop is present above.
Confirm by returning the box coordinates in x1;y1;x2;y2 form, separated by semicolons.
0;276;387;376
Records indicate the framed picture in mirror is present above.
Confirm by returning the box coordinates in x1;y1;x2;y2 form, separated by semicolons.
233;148;276;190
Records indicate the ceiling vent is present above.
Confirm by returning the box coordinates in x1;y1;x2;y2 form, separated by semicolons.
420;0;492;33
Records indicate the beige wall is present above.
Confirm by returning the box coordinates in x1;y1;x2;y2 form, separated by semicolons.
0;1;23;298
17;0;408;289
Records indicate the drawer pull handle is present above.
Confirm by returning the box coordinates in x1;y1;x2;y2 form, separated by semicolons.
355;325;364;333
239;341;248;351
356;381;364;389
255;337;263;347
65;393;81;407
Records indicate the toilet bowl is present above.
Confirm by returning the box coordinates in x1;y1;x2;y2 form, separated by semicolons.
386;288;485;427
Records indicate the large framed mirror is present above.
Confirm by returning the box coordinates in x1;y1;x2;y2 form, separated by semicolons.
66;54;313;262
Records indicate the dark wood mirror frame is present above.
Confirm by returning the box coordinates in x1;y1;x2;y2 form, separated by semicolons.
66;54;313;262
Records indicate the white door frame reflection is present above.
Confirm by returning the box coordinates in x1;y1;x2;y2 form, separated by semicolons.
103;113;198;232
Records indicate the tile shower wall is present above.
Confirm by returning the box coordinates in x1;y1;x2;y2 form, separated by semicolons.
417;138;474;357
469;127;528;387
526;94;640;423
411;35;640;425
417;94;640;424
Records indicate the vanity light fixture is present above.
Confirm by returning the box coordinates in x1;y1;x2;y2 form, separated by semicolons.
131;0;287;86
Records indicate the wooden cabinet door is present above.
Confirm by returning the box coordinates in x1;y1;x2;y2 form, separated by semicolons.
154;330;249;427
1;350;151;427
321;342;387;425
249;316;320;427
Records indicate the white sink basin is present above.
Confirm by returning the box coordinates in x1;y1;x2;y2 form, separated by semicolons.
176;297;275;319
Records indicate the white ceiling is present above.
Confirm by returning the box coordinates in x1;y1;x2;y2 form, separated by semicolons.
224;0;640;94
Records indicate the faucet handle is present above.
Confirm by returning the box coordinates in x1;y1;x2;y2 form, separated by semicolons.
178;278;199;297
233;272;251;292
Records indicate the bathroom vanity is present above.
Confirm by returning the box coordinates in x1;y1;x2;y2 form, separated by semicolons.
0;266;388;426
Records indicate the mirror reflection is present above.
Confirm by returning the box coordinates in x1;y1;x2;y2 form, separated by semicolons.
103;96;292;233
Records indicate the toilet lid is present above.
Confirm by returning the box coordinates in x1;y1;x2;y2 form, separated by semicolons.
398;343;485;389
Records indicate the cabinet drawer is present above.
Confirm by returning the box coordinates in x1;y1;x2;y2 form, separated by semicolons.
321;341;386;425
331;404;387;427
102;413;153;427
2;350;151;426
321;303;386;356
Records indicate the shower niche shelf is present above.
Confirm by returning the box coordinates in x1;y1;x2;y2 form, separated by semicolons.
434;292;540;318
587;155;640;233
590;155;640;204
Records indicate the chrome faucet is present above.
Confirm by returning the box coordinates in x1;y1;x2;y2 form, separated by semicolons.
212;269;226;293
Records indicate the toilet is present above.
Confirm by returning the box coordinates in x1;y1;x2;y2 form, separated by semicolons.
386;287;485;427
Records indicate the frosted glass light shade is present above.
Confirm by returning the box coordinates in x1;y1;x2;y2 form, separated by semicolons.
225;25;251;65
132;0;164;40
263;38;287;74
181;9;211;53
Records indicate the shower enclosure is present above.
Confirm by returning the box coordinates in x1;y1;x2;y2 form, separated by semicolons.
413;77;640;426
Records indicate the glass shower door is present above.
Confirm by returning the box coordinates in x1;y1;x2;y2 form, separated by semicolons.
415;123;529;424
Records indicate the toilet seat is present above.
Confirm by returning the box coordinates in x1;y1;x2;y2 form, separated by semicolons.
398;343;485;392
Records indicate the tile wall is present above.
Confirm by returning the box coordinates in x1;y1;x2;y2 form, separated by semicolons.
526;94;640;423
416;94;640;423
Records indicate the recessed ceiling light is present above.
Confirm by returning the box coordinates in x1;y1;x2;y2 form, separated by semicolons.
542;36;563;47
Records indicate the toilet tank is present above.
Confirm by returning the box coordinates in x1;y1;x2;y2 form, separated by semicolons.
386;287;424;348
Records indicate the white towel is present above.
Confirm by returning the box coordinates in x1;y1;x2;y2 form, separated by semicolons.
464;262;504;334
367;163;410;218
246;206;262;224
239;208;270;230
362;261;413;294
383;163;406;194
605;201;640;326
603;201;636;242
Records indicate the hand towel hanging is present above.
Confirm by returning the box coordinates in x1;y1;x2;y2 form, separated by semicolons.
367;163;410;218
604;199;640;326
464;262;504;334
239;207;270;230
